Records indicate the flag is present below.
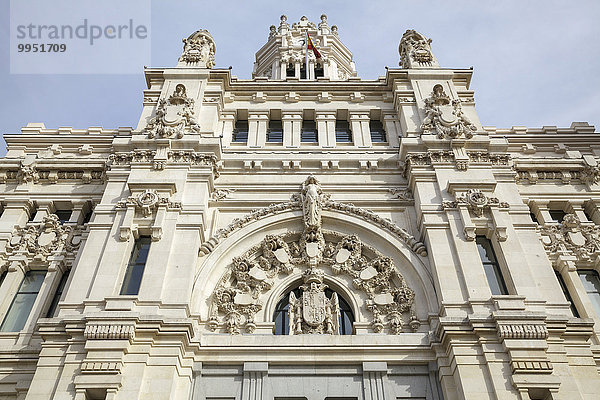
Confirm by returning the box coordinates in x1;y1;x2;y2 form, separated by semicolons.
306;33;321;59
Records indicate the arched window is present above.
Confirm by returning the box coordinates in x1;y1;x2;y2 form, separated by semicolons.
273;287;354;335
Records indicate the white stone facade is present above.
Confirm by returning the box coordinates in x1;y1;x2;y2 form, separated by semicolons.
0;15;599;400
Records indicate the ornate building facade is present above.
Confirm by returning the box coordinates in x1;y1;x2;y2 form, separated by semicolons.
0;15;599;400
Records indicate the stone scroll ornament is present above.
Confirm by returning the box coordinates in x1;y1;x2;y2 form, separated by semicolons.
420;84;476;140
178;29;216;68
209;176;419;335
144;84;200;139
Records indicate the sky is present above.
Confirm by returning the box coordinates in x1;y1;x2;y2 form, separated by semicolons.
1;0;599;155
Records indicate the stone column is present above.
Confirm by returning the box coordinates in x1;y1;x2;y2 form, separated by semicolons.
362;362;388;400
382;112;400;148
242;362;268;400
315;112;335;148
248;112;269;148
282;112;302;148
349;112;370;148
220;111;236;148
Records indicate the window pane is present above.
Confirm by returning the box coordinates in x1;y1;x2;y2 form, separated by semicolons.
301;121;317;142
120;237;151;295
549;209;566;222
46;270;70;318
579;270;600;318
1;271;46;332
54;210;72;224
369;120;386;142
476;236;508;295
555;270;579;317
233;120;249;142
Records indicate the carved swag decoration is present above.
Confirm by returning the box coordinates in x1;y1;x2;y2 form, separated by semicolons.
420;84;476;140
539;214;600;263
144;84;200;139
209;176;419;335
442;189;509;217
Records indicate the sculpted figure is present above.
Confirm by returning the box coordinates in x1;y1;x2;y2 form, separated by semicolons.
302;176;321;228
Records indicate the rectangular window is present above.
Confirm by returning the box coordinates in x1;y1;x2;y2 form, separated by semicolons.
286;64;295;78
54;210;72;224
549;209;567;223
555;270;579;317
369;120;387;142
301;120;317;142
578;270;600;318
335;120;352;143
1;270;46;332
120;236;151;296
267;120;283;143
476;236;508;295
315;63;324;78
232;120;249;143
46;270;70;318
300;63;307;79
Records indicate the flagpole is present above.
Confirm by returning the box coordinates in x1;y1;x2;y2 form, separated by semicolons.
305;31;309;81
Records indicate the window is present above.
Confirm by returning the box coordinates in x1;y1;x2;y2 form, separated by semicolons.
54;210;72;224
1;270;46;332
232;120;249;143
315;63;324;78
369;120;387;142
476;236;508;295
300;63;307;79
286;63;295;78
267;120;283;143
555;270;579;317
0;270;7;289
120;236;151;295
82;207;93;224
273;287;354;335
335;120;352;143
549;209;567;223
46;270;70;318
578;270;600;318
301;120;317;143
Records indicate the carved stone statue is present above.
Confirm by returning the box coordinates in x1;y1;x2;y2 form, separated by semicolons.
398;29;439;69
301;175;322;229
145;84;200;139
178;30;216;68
420;84;476;139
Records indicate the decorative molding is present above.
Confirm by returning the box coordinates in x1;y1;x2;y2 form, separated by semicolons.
405;151;510;173
388;188;414;201
442;189;509;217
511;360;553;374
420;84;476;140
5;214;83;263
115;189;181;216
212;188;236;201
81;361;122;374
208;176;419;335
84;324;135;340
144;84;200;139
539;214;600;263
497;323;548;340
200;177;426;257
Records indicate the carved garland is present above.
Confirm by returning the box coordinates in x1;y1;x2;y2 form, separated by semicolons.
539;214;600;263
207;176;421;335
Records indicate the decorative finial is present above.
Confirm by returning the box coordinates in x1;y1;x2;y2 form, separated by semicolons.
331;25;338;36
178;29;216;68
268;25;276;39
398;29;439;69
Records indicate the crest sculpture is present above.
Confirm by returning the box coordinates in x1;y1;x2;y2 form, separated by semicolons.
209;176;419;335
178;29;216;68
144;84;200;139
420;84;476;139
399;29;438;69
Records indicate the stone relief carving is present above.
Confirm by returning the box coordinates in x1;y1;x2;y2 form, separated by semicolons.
17;161;39;184
179;29;216;68
115;190;181;216
144;84;200;139
420;84;476;139
208;176;419;335
399;29;435;68
539;214;600;263
212;188;236;201
442;189;509;217
388;188;414;201
404;151;510;174
5;214;83;263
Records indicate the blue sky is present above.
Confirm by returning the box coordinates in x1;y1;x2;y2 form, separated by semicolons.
1;0;599;155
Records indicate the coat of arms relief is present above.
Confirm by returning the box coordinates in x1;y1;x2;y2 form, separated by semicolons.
209;176;419;335
144;84;200;139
